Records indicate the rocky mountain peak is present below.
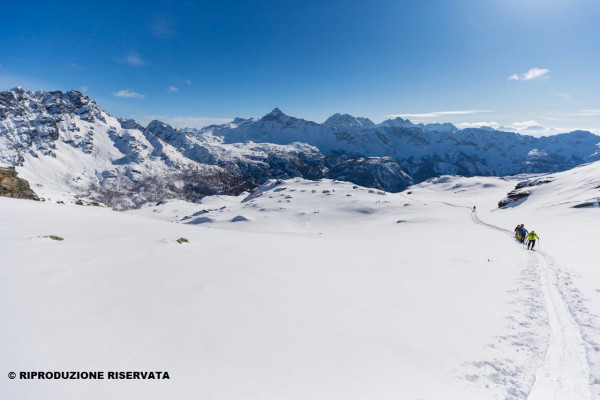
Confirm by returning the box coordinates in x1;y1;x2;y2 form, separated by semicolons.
9;86;26;95
324;113;374;129
379;116;415;128
261;107;293;122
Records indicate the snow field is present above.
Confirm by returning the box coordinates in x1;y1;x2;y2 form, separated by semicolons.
3;161;600;399
2;178;532;400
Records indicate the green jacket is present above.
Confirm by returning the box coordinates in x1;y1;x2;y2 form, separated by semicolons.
527;232;539;241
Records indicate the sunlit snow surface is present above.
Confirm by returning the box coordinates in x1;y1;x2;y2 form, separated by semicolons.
1;163;599;399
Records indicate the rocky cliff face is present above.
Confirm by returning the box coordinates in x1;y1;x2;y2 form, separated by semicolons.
0;166;39;200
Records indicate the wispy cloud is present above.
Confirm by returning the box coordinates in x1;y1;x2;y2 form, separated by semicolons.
113;89;145;99
540;116;577;122
389;110;492;119
508;67;549;81
457;121;500;129
119;53;146;67
570;109;600;117
184;80;192;85
511;120;544;130
167;86;179;92
80;86;88;93
550;92;571;100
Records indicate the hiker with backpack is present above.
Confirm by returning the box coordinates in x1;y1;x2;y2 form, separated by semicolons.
515;224;528;243
519;226;528;243
527;231;540;250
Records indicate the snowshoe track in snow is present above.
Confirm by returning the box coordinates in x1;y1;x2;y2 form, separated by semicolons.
472;211;592;399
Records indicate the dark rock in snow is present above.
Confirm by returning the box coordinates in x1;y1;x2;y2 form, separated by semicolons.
0;166;39;200
45;235;64;241
572;199;600;208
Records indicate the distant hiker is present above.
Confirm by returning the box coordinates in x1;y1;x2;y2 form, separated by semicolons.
472;206;476;212
527;231;539;250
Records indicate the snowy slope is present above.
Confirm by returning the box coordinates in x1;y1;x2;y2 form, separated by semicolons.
0;88;252;208
406;161;600;399
3;158;599;399
0;181;523;400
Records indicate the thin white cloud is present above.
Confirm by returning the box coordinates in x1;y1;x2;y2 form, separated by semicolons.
570;109;600;117
390;110;492;119
508;67;549;81
167;86;179;93
540;116;577;122
511;120;544;130
113;89;145;99
185;80;192;85
550;92;571;100
80;86;88;93
120;53;146;67
457;121;500;129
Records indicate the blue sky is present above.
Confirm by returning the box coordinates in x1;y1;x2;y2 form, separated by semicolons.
1;0;599;134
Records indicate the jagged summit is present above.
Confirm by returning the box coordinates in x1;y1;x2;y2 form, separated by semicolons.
422;122;457;133
118;117;143;130
379;116;415;128
231;117;256;126
324;113;375;129
261;107;289;121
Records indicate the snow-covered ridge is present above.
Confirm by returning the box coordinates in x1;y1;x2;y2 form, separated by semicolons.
0;89;413;206
205;108;600;182
1;87;599;208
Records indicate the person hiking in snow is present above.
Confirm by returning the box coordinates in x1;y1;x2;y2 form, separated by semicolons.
514;224;521;239
518;225;528;243
527;231;539;250
472;206;476;212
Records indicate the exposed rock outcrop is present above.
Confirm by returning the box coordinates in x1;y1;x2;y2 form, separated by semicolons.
0;166;39;200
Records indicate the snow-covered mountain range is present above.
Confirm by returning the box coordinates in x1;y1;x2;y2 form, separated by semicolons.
1;87;599;208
